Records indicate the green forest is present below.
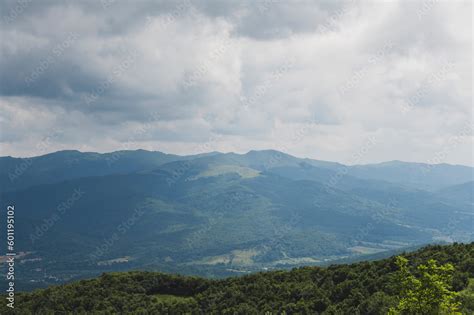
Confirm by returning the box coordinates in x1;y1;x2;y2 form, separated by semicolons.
2;243;473;314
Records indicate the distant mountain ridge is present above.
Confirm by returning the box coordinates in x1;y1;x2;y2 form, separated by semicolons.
1;149;472;192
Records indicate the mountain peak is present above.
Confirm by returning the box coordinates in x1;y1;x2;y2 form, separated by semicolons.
245;149;293;157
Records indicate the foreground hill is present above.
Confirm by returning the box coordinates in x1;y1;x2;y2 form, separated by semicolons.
2;243;473;314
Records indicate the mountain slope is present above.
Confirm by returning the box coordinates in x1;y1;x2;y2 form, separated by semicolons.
1;168;470;291
2;149;472;192
437;181;474;206
0;149;472;291
0;171;422;263
0;149;214;193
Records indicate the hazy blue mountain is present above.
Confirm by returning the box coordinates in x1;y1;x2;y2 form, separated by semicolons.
0;149;472;290
347;160;473;191
2;149;471;192
0;149;219;193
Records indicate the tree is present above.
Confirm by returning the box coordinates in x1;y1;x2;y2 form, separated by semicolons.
389;256;461;315
458;279;474;314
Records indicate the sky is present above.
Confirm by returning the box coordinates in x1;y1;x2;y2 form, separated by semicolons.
0;0;472;166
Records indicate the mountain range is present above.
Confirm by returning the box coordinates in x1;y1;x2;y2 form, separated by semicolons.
0;149;472;291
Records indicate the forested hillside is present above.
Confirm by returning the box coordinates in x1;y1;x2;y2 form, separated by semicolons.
1;150;472;291
2;243;473;314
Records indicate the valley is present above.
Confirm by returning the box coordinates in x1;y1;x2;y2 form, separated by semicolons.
1;243;473;314
0;150;472;291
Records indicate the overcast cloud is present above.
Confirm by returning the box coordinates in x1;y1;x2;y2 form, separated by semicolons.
0;0;472;165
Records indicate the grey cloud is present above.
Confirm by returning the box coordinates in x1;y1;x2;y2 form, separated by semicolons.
0;0;471;166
